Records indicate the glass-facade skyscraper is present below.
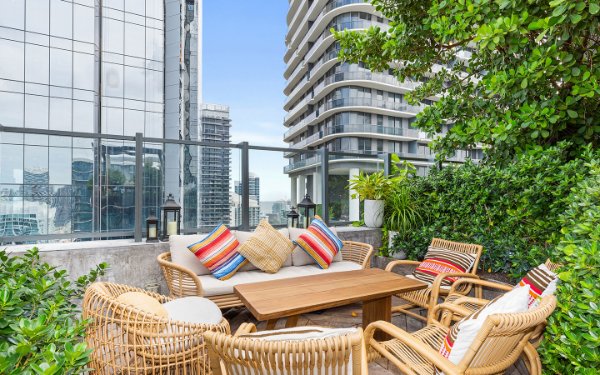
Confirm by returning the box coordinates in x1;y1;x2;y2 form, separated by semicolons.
0;0;203;240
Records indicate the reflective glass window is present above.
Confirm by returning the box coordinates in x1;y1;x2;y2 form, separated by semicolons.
124;23;145;58
50;0;73;39
103;63;124;97
49;147;72;184
124;66;145;101
0;92;24;127
125;0;145;15
24;145;49;183
50;48;73;87
73;100;95;133
0;144;24;183
73;52;95;90
145;69;162;103
26;0;50;34
0;0;25;30
0;39;25;81
104;0;125;10
103;18;124;54
146;0;164;20
25;44;50;84
73;4;95;43
145;27;163;61
123;109;144;136
144;112;163;137
24;95;49;129
49;98;72;131
102;107;124;135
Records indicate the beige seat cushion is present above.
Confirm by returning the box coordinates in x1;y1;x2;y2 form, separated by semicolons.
237;220;295;273
116;292;168;318
289;227;343;266
234;228;293;271
200;261;362;296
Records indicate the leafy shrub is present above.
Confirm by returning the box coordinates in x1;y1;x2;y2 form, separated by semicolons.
391;144;598;278
540;160;600;373
0;248;106;374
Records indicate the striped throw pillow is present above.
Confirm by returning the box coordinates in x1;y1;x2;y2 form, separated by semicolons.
439;285;531;365
516;263;558;308
187;224;247;280
293;216;343;269
413;247;476;286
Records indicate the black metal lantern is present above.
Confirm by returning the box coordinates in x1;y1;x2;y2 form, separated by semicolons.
146;213;159;243
297;194;316;228
287;206;300;228
161;193;181;240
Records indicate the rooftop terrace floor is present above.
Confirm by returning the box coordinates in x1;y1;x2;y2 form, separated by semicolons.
226;296;530;374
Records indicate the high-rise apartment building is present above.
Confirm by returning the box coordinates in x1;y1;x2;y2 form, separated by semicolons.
233;173;260;227
197;103;231;230
0;0;207;239
283;1;482;221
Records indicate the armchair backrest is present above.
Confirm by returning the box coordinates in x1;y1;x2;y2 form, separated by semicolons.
204;328;367;374
457;295;556;373
82;282;229;374
430;238;484;274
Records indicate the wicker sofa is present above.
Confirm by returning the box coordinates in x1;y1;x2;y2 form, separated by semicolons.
158;227;374;309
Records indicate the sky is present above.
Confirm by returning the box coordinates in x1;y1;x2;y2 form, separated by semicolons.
203;1;292;202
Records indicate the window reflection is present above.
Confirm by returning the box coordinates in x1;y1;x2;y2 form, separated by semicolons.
50;48;73;87
26;0;50;34
73;52;95;91
49;147;72;185
125;23;145;58
0;144;24;184
0;92;24;127
145;0;164;20
73;100;95;133
103;63;124;97
124;109;144;136
50;0;73;39
0;39;25;81
50;98;72;131
26;44;50;84
0;0;25;29
125;0;145;16
124;66;145;100
102;107;124;135
25;95;49;129
74;4;95;43
103;18;124;54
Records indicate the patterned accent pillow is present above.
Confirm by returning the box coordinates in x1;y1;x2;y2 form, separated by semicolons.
237;219;295;273
293;216;343;269
516;263;558;309
187;224;247;280
439;285;531;364
413;247;477;286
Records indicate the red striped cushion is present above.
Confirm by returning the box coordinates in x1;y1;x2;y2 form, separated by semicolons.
187;224;247;280
293;216;343;269
413;247;476;286
517;263;558;308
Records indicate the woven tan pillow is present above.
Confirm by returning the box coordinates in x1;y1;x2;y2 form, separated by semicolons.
116;291;168;318
237;219;295;273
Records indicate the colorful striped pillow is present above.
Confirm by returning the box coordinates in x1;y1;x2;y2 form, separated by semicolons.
187;224;247;280
413;247;476;286
293;216;343;269
516;263;558;308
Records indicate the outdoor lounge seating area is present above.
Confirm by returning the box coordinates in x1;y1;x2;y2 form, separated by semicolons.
71;215;562;374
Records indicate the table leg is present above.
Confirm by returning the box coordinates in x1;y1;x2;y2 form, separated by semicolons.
285;315;299;328
266;319;277;330
363;296;392;341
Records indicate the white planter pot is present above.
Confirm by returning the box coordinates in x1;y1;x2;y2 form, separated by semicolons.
387;230;406;259
364;199;384;228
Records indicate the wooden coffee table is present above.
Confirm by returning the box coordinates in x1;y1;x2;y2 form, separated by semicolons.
234;268;427;339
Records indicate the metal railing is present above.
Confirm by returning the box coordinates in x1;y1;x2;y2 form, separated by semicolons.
0;124;389;245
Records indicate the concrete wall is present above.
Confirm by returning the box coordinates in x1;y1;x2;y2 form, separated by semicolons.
6;227;382;295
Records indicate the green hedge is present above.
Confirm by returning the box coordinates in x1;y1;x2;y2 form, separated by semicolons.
540;160;600;373
391;144;598;279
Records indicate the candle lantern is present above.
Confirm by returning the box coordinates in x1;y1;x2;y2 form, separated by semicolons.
161;193;181;240
297;194;316;228
287;206;300;228
146;213;159;243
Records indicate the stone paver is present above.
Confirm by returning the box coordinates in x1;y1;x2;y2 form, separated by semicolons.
226;297;527;374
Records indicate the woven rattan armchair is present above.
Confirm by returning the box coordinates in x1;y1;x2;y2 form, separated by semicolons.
204;323;368;374
438;259;561;373
386;238;483;322
365;295;557;375
158;240;374;309
82;282;230;374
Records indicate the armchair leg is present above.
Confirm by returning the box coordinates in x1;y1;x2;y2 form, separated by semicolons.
391;303;427;322
523;344;542;375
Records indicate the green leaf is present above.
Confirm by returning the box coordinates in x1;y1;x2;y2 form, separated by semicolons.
567;109;578;118
590;2;600;14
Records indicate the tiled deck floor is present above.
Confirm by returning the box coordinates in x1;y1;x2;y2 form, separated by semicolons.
226;296;530;374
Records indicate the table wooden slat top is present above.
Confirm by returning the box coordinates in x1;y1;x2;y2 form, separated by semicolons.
233;268;427;321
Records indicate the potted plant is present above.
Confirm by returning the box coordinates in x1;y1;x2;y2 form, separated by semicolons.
384;183;423;258
348;171;391;227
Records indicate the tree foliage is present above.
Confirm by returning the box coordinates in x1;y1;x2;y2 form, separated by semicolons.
334;0;600;163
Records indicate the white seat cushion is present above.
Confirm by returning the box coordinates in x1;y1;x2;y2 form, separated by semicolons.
162;296;222;325
289;227;343;266
200;261;362;296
